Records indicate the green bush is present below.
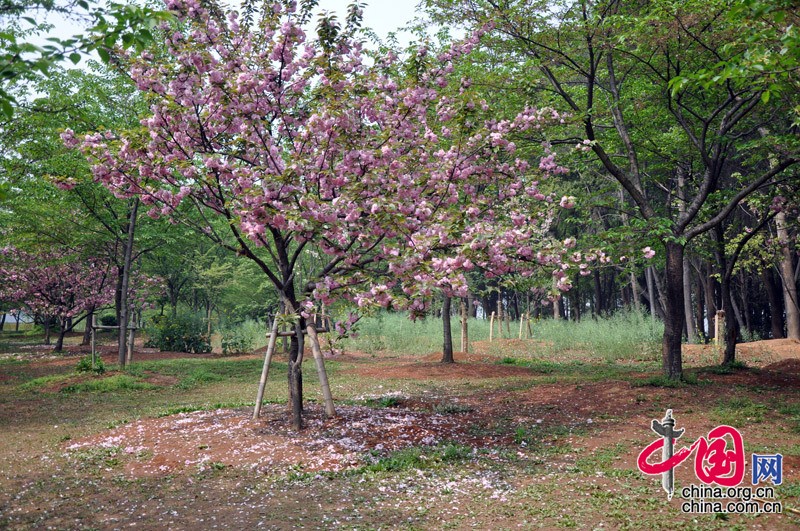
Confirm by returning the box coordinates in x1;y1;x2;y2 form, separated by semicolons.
145;314;211;354
75;355;106;374
99;315;117;327
220;324;255;355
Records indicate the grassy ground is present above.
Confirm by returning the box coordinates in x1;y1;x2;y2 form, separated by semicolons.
0;315;798;530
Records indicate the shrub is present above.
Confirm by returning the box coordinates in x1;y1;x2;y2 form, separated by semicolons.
99;315;117;327
145;314;211;354
220;325;255;355
75;355;106;374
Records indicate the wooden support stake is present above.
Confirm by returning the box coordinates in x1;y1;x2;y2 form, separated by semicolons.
306;323;336;418
253;316;280;419
489;311;495;342
526;312;533;338
518;314;525;340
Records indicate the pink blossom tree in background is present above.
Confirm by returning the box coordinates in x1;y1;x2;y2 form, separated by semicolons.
64;0;583;429
0;247;116;351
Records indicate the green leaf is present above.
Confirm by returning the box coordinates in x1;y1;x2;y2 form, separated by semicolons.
97;47;110;63
0;98;13;120
761;90;770;104
69;52;82;65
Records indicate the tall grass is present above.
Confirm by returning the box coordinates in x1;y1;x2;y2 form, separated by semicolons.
528;311;663;361
341;310;662;361
211;319;270;353
341;312;491;355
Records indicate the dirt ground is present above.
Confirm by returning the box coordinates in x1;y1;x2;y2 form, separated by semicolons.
2;337;799;529
64;343;800;479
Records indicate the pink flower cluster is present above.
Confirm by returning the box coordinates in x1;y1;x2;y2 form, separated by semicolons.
64;0;583;315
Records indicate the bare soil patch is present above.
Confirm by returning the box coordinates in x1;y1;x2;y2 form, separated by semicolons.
349;359;535;380
683;338;800;368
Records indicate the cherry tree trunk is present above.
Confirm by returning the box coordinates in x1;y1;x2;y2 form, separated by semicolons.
82;309;94;346
43;317;51;344
662;242;684;380
288;319;304;430
441;295;454;363
54;319;67;352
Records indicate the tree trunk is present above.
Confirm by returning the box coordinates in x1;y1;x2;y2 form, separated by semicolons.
593;270;603;317
763;268;785;339
740;274;753;337
704;262;717;339
82;308;94;346
630;272;641;313
54;319;67;352
460;298;469;354
441;295;454;363
776;211;800;339
288;313;304;430
682;256;697;342
0;313;5;332
553;295;561;320
662;242;684;379
44;316;51;344
118;199;139;367
280;286;305;430
646;266;657;321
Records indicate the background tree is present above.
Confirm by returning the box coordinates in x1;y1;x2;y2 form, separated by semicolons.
426;0;800;378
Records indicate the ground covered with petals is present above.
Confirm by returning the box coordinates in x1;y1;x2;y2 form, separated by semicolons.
1;334;799;529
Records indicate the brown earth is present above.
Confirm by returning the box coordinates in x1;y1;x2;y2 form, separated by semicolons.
63;340;800;480
3;337;800;529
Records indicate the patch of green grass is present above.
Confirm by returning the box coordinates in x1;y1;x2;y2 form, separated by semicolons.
127;357;286;386
513;423;586;456
632;372;699;387
61;375;156;393
364;395;401;408
700;361;749;375
68;445;124;469
777;402;800;433
776;482;800;499
19;373;74;391
362;444;473;473
714;397;768;426
157;405;205;417
572;442;629;474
